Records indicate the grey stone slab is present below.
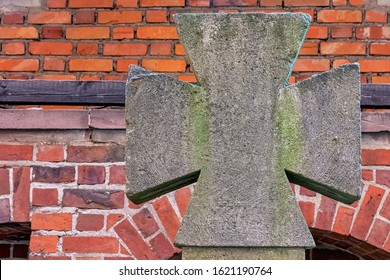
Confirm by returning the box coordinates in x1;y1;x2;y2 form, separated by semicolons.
125;13;361;251
0;110;89;129
89;109;125;129
182;247;305;260
362;112;390;132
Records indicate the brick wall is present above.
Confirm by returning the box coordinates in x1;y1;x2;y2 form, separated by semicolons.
0;109;388;259
0;0;388;82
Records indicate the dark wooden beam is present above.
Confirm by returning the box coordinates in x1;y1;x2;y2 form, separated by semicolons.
0;80;389;107
361;84;390;108
0;80;125;106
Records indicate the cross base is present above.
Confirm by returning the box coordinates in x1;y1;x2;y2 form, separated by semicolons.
181;247;305;260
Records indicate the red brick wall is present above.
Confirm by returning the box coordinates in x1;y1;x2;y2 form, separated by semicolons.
0;0;389;82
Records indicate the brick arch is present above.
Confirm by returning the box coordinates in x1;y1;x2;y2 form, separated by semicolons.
295;170;390;258
308;228;390;259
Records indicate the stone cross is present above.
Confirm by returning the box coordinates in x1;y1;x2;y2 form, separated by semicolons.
125;13;361;260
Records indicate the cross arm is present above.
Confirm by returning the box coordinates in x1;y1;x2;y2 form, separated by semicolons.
125;67;207;204
279;63;361;204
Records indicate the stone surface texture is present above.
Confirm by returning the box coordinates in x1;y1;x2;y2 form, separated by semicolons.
125;13;361;250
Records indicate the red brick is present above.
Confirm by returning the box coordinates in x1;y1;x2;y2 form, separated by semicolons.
356;27;390;39
36;74;77;81
0;59;39;72
103;43;147;56
362;149;390;165
2;12;24;24
132;208;159;238
29;42;72;55
372;76;390;84
214;0;257;5
188;0;210;6
331;26;353;38
67;146;124;162
260;0;281;5
299;186;317;197
137;26;178;39
149;233;176;259
285;0;329;5
317;10;362;23
107;213;124;229
63;236;118;253
142;59;186;72
362;169;373;181
298;201;315;227
2;43;25;55
28;11;71;24
69;0;114;7
32;188;58;206
361;60;390;73
174;187;192;217
42;27;63;39
37;144;64;162
80;75;101;81
333;206;354;235
299;42;318;55
140;0;184;6
146;10;167;23
29;256;71;260
333;0;346;5
32;213;72;231
43;57;65;71
320;42;366;55
104;75;127;81
117;0;138;7
351;185;385;240
175;43;185;55
98;11;142;24
315;196;338;231
376;170;390;187
77;43;98;55
380;195;390;220
30;236;58;253
113;27;134;39
367;219;390;248
0;27;38;39
114;219;158;259
306;26;328;39
109;165;126;184
48;0;67;8
78;165;106;185
69;59;112;72
366;10;387;23
74;11;95;24
0;198;10;224
350;0;364;6
117;59;139;72
370;43;390;55
150;42;171;56
12;167;30;223
293;59;330;72
66;27;110;39
0;169;10;195
33;166;75;183
62;189;124;209
153;196;181;242
76;214;104;231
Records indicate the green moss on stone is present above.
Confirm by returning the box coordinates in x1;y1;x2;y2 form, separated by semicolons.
188;85;210;170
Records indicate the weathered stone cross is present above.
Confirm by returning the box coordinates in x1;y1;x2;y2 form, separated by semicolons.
125;13;361;260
